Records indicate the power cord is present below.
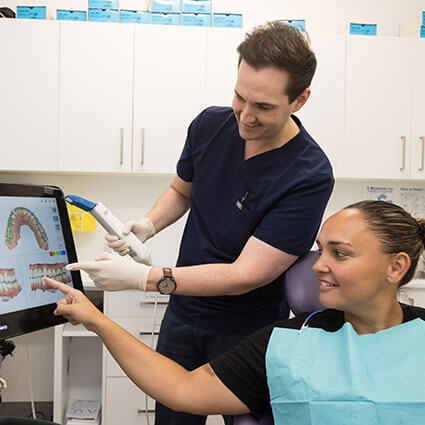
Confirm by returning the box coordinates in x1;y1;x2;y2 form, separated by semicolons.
23;339;36;420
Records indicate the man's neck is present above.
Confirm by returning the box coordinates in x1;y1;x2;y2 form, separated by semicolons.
244;116;300;160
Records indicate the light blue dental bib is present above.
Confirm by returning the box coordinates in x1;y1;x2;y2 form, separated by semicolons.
265;318;425;425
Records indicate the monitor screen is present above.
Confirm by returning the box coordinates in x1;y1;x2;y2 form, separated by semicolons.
0;183;84;339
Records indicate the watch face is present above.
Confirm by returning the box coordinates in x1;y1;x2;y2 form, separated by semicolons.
158;277;176;295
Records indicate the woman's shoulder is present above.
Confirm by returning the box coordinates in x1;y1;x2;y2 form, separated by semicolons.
401;303;425;322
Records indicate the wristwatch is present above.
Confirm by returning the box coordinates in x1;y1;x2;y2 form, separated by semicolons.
157;267;177;295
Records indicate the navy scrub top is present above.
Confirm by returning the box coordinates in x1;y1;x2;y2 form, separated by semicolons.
170;106;334;334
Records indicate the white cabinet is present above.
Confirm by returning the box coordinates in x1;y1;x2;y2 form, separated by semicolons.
205;28;244;107
410;39;425;179
297;33;345;177
0;20;60;171
343;36;414;179
132;26;207;174
58;22;134;173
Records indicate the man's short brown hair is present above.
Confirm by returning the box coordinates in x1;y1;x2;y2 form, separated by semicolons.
237;21;317;103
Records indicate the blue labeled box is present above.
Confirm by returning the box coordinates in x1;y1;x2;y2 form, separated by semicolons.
151;12;180;25
17;6;46;19
120;10;149;23
421;26;425;38
182;13;210;27
280;19;305;32
57;10;87;21
349;23;377;36
151;0;180;13
213;13;242;28
423;11;425;25
89;0;119;9
88;8;119;22
182;0;211;14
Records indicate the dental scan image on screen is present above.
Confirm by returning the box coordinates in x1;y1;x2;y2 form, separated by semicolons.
0;196;73;315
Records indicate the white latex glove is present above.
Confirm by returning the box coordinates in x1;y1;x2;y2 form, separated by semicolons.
66;252;152;291
105;217;156;257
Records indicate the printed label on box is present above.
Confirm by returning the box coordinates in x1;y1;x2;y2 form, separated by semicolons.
151;0;180;13
151;12;180;25
89;0;119;9
182;13;210;27
182;0;211;14
88;8;119;22
280;19;305;31
350;23;377;36
56;10;87;21
17;6;46;20
120;10;149;24
213;13;242;28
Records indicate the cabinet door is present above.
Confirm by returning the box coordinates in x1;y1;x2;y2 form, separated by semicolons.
297;33;345;177
410;38;425;179
0;20;59;171
58;22;134;172
205;27;244;107
343;36;413;179
133;26;207;174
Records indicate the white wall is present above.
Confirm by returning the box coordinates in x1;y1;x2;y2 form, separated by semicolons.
2;0;425;404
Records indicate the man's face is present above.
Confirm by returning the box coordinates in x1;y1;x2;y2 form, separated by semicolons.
232;60;297;143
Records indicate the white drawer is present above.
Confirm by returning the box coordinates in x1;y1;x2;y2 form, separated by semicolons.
105;289;168;318
104;377;155;425
105;318;160;377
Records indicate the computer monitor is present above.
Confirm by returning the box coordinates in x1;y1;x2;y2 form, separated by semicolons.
0;183;84;339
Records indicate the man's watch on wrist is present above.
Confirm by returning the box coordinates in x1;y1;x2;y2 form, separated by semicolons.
157;267;177;295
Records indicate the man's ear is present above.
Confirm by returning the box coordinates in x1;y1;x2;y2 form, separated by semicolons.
387;252;411;285
291;88;311;113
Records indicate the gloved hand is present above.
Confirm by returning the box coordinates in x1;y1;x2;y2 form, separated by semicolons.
105;217;156;257
66;252;152;291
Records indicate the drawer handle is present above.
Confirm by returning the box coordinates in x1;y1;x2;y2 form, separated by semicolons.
139;331;159;336
420;136;425;171
400;136;406;171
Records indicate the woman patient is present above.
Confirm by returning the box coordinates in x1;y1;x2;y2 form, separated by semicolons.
46;200;425;424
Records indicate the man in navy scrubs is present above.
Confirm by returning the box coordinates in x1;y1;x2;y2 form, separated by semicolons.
69;21;334;425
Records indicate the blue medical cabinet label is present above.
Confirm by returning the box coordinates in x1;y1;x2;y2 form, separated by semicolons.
182;0;211;14
151;0;180;13
350;23;377;36
17;6;46;19
151;12;180;25
56;10;87;21
213;13;242;28
88;8;119;22
280;19;305;31
120;10;149;23
89;0;119;9
182;13;210;26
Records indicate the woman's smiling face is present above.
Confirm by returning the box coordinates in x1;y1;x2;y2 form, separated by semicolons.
313;209;395;314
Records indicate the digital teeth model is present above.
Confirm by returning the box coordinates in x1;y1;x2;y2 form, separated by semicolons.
5;207;49;251
0;268;22;300
29;263;70;292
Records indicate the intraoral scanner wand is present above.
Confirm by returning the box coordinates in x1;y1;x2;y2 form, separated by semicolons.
65;194;152;265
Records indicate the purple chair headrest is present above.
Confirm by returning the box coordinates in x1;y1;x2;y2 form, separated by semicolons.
283;250;324;315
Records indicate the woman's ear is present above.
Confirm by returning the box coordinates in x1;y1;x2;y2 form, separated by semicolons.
387;252;411;285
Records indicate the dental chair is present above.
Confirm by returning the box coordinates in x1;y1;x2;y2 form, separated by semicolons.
234;251;323;425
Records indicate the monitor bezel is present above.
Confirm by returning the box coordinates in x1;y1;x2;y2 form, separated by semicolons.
0;183;84;339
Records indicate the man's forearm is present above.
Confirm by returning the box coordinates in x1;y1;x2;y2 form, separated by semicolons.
146;184;190;233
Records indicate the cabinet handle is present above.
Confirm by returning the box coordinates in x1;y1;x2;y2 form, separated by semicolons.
141;128;145;166
139;331;159;336
138;409;155;414
420;137;425;172
120;128;124;165
400;136;406;171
